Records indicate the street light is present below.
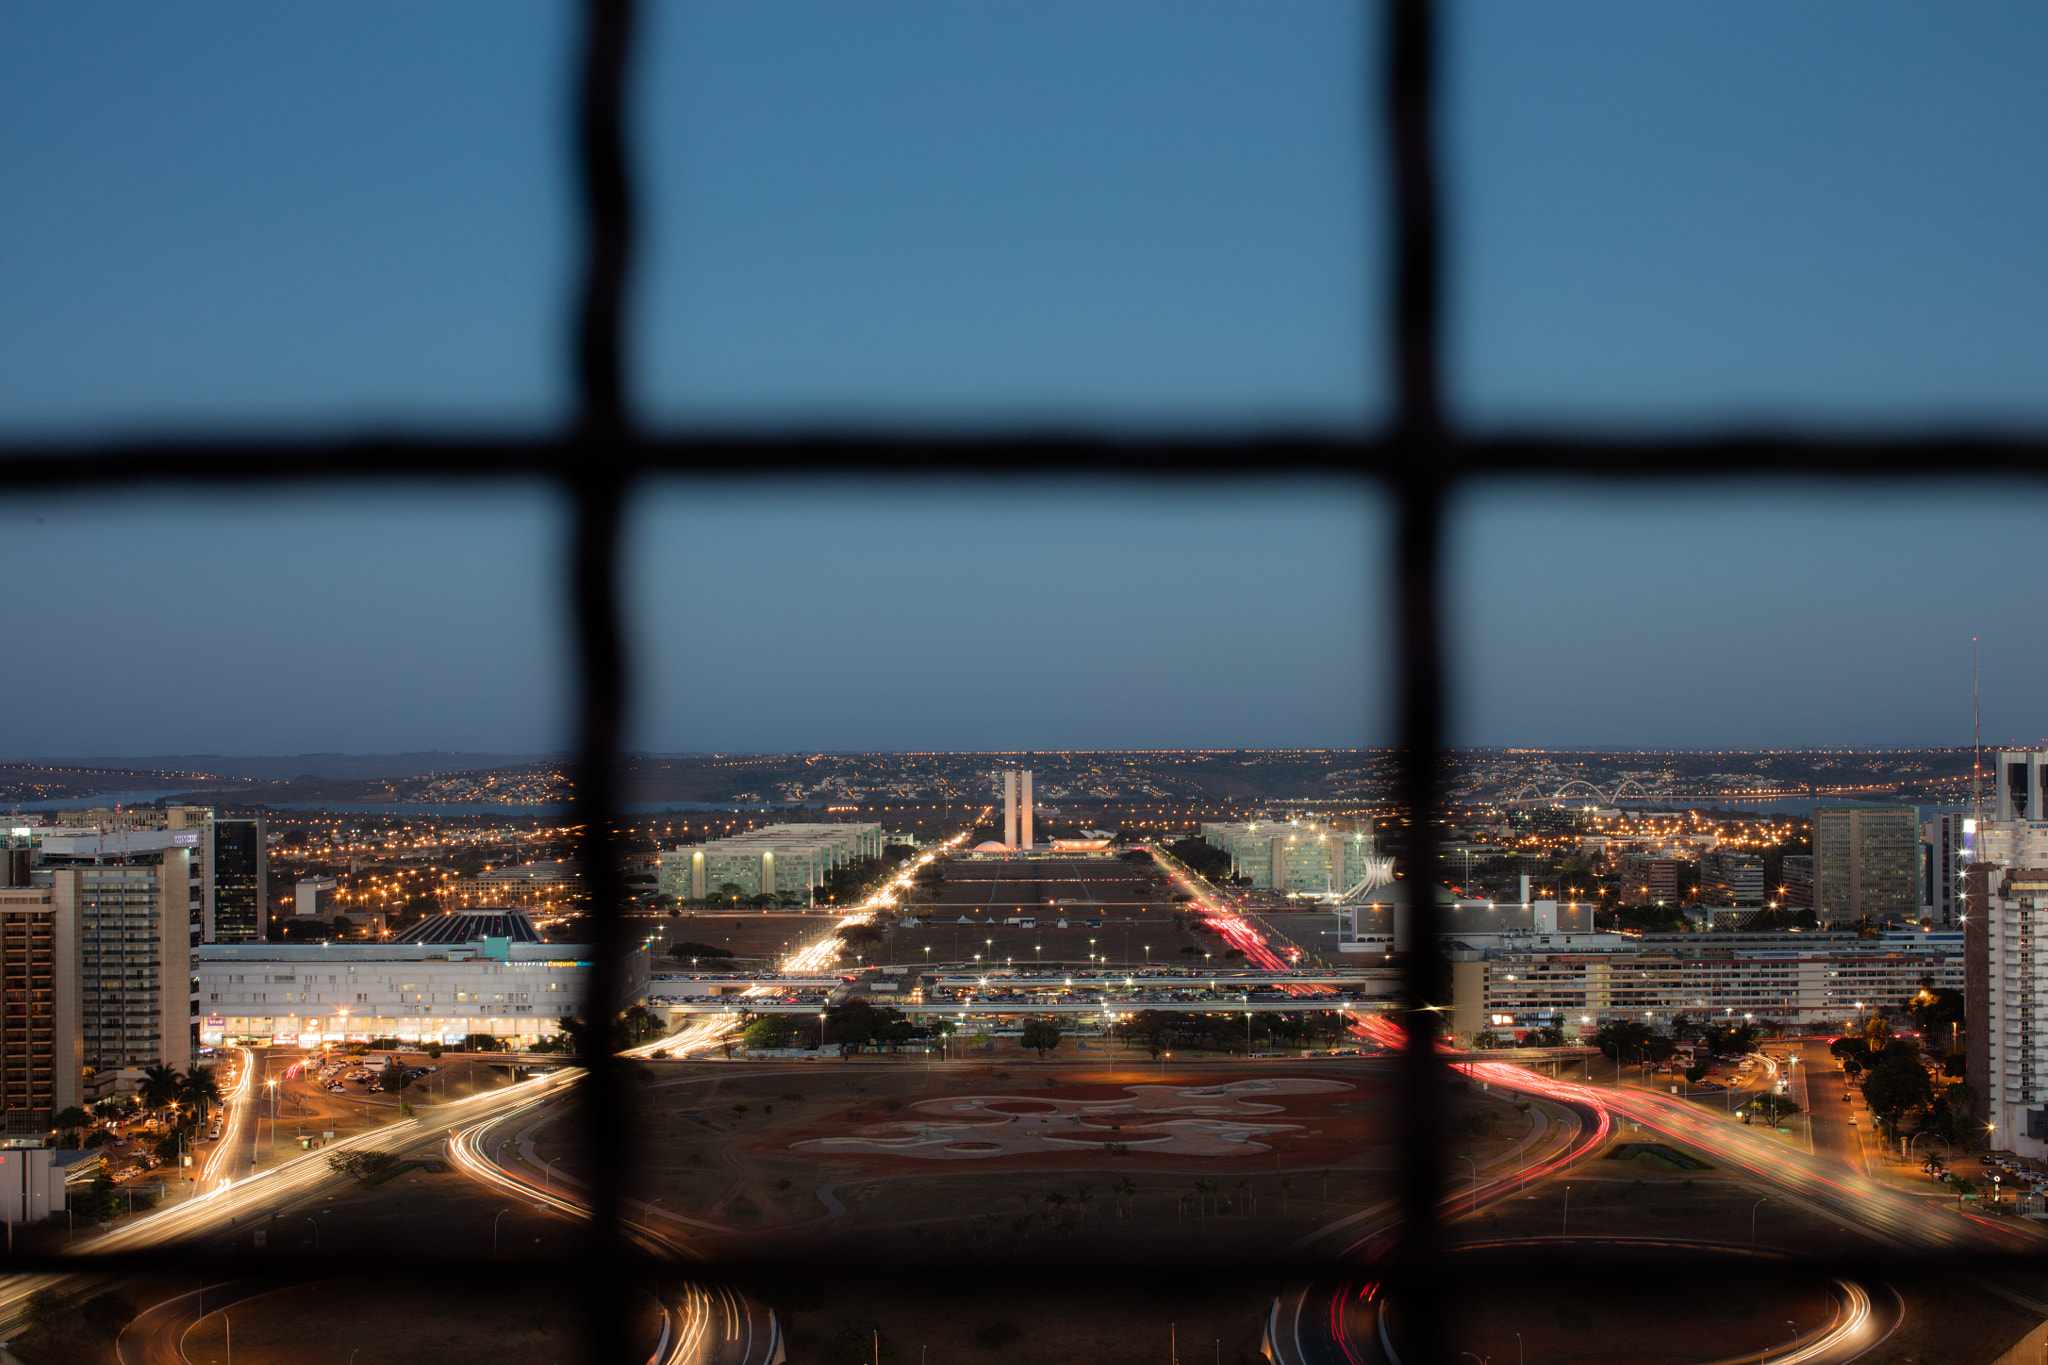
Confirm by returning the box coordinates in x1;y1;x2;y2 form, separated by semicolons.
1750;1196;1767;1245
492;1207;511;1254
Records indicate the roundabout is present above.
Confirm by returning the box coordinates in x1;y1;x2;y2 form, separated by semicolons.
1334;1240;1899;1365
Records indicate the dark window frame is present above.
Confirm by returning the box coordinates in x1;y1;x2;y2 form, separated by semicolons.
3;1;2047;1360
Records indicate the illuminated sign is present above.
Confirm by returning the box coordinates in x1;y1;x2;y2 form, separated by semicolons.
205;1016;225;1027
1488;1013;1516;1026
173;832;200;845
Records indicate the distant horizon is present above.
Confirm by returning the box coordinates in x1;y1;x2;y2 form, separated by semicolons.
4;740;2017;770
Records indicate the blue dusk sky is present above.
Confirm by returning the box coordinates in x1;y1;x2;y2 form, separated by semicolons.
1;3;2045;757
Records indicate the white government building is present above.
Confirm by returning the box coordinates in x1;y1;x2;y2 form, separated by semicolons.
193;910;649;1049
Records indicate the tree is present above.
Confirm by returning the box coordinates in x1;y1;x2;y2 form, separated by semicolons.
743;1015;798;1049
137;1062;183;1118
78;1291;138;1336
838;922;885;954
1471;1031;1503;1050
1745;1094;1803;1125
1863;1051;1935;1130
179;1065;222;1126
1591;1019;1672;1064
1019;1018;1063;1058
325;1149;399;1182
463;1033;503;1053
1904;987;1965;1050
53;1105;92;1136
1684;1063;1708;1084
377;1063;413;1093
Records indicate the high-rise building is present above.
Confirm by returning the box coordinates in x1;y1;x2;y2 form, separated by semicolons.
39;853;192;1096
1966;864;2048;1156
1812;805;1919;925
1922;812;1969;926
1701;848;1765;906
1995;751;2048;822
1781;855;1814;908
0;884;78;1133
206;817;266;943
1000;770;1034;850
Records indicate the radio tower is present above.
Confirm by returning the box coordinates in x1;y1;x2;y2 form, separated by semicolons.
1973;637;1983;824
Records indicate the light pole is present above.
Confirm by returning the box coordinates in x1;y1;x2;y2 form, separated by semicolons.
1751;1196;1767;1245
265;1078;278;1157
306;1216;320;1249
1561;1185;1569;1241
1461;1155;1478;1213
647;1197;662;1227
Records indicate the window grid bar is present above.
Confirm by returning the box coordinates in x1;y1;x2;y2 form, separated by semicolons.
0;0;2042;1354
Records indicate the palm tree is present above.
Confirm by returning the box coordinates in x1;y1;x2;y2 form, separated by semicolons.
137;1063;183;1120
179;1066;222;1128
52;1106;91;1138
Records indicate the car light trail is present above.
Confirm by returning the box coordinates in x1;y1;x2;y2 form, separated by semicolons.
199;1046;255;1187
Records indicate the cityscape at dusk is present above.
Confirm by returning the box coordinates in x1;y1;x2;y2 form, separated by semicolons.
7;0;2048;1362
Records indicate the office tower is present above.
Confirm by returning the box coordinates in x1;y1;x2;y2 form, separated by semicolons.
1002;771;1018;848
1019;770;1033;850
0;885;78;1133
1781;855;1814;908
43;852;192;1093
1995;750;2048;822
1701;848;1764;906
1922;812;1969;926
206;816;266;942
1812;805;1919;925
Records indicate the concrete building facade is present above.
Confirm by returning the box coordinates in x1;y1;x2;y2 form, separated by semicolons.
40;855;192;1095
1199;820;1378;894
1453;929;1962;1044
1967;865;2048;1157
0;886;79;1132
658;824;884;903
1813;805;1919;925
195;917;650;1050
1701;849;1765;906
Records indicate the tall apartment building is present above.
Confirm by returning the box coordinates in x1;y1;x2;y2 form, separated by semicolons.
1198;820;1378;894
1781;855;1814;908
1701;848;1765;906
0;885;79;1133
39;854;192;1096
1966;865;2048;1156
1812;805;1919;925
1619;854;1684;905
47;806;266;945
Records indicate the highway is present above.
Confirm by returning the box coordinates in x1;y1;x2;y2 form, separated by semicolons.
76;841;978;1365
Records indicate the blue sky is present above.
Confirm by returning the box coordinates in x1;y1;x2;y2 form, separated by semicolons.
2;3;2045;756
